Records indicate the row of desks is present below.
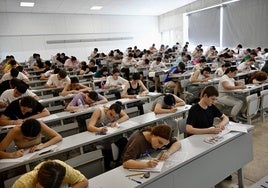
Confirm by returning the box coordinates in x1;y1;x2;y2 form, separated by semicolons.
0;105;190;173
89;122;254;188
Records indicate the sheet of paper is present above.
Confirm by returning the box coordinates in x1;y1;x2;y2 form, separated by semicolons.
129;160;164;172
38;114;58;122
36;144;58;155
166;151;188;163
0;148;36;163
227;123;248;133
106;127;118;134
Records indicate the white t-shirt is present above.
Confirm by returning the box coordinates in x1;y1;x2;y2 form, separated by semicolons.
150;61;165;71
46;74;71;88
105;76;127;86
218;74;235;97
0;72;28;83
0;89;37;104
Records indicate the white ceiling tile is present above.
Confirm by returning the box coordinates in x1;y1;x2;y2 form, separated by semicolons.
0;0;198;16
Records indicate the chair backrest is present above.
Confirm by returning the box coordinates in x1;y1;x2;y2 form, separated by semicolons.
65;149;104;179
4;175;22;188
159;73;167;82
260;90;268;110
246;93;260;117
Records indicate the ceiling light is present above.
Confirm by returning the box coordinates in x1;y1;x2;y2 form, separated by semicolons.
90;6;103;10
20;2;35;7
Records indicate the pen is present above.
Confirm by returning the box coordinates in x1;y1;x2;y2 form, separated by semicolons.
128;178;142;184
145;151;152;159
39;149;53;155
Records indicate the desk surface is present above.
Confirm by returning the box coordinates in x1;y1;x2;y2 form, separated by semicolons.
88;122;253;188
0;105;190;173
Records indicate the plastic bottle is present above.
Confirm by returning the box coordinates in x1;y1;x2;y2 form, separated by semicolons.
101;80;105;89
77;99;83;111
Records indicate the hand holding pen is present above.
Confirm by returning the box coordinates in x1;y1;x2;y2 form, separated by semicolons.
11;149;24;158
146;151;159;168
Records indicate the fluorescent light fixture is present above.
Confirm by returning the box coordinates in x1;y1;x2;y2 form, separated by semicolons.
20;2;35;7
90;6;103;10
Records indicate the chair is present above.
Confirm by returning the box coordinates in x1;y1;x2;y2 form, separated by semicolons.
245;93;260;124
4;175;21;188
260;90;268;122
65;149;104;179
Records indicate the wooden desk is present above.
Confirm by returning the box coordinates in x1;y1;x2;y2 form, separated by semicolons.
88;123;253;188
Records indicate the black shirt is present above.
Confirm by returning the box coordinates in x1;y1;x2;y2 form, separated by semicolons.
3;99;45;120
186;103;222;132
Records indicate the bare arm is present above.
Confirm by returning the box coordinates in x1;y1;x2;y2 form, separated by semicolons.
24;108;50;120
28;121;62;152
87;108;102;132
154;103;177;114
0;114;23;126
0;126;24;158
186;124;222;135
71;178;89;188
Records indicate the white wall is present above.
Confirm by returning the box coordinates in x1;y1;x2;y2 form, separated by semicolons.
0;13;160;62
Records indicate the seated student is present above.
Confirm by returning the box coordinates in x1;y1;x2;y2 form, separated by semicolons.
61;77;90;96
121;73;148;115
149;57;167;92
214;62;231;77
88;59;98;73
0;68;29;84
87;101;129;133
0;96;50;126
152;94;185;137
189;67;212;83
121;73;149;98
66;91;107;111
79;61;90;75
104;68;128;89
0;81;38;108
2;59;19;74
16;65;30;77
247;71;267;84
40;65;59;80
217;67;246;122
104;68;128;99
0;119;62;159
94;66;109;78
45;69;71;88
64;56;80;72
12;160;88;188
192;57;207;72
186;86;229;136
237;57;255;72
121;124;181;169
164;62;186;95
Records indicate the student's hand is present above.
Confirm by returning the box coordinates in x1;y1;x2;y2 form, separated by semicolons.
83;104;90;108
29;144;44;153
170;108;177;113
158;151;170;161
12;149;24;158
210;127;222;134
237;85;246;89
216;124;225;130
99;127;108;133
110;122;118;127
13;119;24;125
147;158;159;168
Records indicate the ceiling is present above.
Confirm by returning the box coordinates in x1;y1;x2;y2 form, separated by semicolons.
0;0;197;16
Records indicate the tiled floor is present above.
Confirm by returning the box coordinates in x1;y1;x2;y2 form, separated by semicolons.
216;119;268;188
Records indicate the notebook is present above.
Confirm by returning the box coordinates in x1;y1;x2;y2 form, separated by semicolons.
129;160;164;172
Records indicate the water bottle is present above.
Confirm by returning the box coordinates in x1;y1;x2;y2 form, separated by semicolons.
77;99;83;111
101;80;105;89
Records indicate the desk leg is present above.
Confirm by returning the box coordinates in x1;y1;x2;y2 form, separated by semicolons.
238;168;244;188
